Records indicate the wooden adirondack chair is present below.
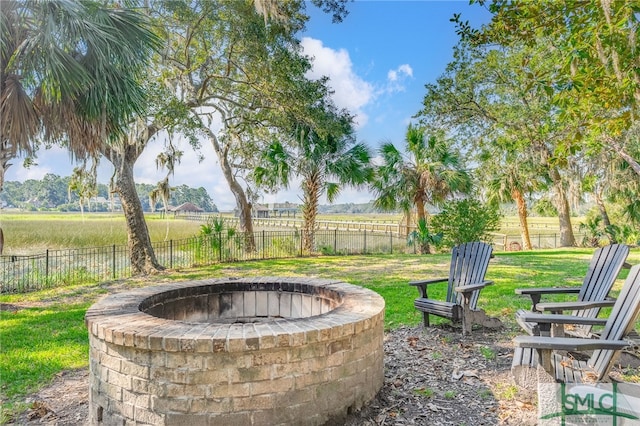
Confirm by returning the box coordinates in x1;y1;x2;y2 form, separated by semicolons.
515;244;630;337
513;264;640;385
410;241;501;335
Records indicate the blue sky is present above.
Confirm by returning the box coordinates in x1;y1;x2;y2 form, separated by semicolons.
6;1;491;211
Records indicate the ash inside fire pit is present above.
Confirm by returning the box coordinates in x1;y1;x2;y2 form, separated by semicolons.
139;280;342;324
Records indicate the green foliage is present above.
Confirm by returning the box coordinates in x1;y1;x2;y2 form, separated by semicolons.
444;390;457;399
532;199;558;217
0;175;217;212
579;216;605;247
414;388;435;398
372;125;471;219
1;0;159;167
196;217;237;263
407;218;442;254
431;199;501;248
270;237;299;257
479;346;496;361
606;224;640;246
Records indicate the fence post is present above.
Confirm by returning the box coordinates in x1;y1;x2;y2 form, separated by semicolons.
112;245;116;279
334;229;337;254
363;230;367;254
389;231;393;254
46;249;49;279
170;240;173;268
262;230;266;259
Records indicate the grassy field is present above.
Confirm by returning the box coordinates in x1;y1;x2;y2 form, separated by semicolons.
2;248;640;422
0;212;203;254
0;211;584;254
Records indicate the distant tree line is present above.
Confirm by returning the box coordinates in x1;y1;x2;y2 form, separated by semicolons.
0;174;217;212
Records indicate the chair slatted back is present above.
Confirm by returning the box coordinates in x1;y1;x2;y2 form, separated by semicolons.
589;264;640;380
574;244;629;330
446;242;493;308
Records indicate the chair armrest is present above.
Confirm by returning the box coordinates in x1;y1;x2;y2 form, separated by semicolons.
518;312;608;327
454;280;493;294
409;277;448;299
513;335;630;352
536;299;616;313
409;278;448;286
515;286;582;311
515;287;581;296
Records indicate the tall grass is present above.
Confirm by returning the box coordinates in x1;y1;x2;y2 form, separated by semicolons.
0;213;202;254
2;212;587;255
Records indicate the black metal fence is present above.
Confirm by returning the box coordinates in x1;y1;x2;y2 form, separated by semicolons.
0;227;589;294
0;230;409;294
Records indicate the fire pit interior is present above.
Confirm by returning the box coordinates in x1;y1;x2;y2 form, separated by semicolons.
85;277;385;426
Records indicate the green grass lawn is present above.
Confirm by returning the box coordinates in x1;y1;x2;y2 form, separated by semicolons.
1;247;639;422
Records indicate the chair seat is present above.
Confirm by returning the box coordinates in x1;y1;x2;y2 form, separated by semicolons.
515;308;538;335
414;299;461;321
552;353;595;383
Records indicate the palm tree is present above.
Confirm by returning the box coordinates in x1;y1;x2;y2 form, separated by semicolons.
68;164;98;220
480;142;544;251
372;124;471;254
1;0;159;269
256;112;372;253
1;0;158;183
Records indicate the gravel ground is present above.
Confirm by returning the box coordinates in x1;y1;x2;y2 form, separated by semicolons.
9;323;545;426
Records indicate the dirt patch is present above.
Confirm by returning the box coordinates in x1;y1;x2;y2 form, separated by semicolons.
8;369;88;426
8;324;544;426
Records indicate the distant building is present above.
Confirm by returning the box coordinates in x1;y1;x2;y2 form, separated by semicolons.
235;202;300;218
89;196;122;212
253;204;270;218
268;202;299;218
170;202;204;215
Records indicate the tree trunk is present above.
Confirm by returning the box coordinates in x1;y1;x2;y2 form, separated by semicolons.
549;167;576;247
512;188;532;250
113;152;163;274
302;172;320;253
205;128;256;252
595;189;616;244
414;195;431;254
0;139;15;193
101;129;164;275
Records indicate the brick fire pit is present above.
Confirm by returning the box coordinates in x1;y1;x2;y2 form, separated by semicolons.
85;277;385;425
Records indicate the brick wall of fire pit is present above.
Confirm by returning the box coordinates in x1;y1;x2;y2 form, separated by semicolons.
85;277;385;426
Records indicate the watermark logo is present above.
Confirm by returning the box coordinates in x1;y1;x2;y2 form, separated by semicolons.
538;383;640;425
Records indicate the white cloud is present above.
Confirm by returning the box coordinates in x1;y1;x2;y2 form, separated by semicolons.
385;64;414;93
301;37;374;129
6;145;67;182
398;64;413;78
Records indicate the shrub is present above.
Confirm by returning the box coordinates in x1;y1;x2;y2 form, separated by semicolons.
431;199;501;248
